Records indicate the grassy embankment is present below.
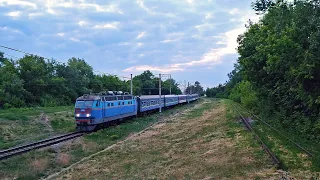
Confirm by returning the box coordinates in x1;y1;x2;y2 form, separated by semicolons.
54;98;278;179
0;106;75;150
0;101;202;179
225;99;320;179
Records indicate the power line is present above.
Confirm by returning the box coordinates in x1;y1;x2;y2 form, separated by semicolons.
0;45;34;57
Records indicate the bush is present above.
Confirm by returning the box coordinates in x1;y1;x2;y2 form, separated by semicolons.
3;103;12;109
229;81;258;110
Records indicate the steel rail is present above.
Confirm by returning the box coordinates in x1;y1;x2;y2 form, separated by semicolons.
248;112;315;157
231;104;281;166
0;132;84;160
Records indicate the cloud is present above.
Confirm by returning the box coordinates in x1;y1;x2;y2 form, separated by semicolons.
136;31;146;39
93;22;119;29
0;0;37;9
5;11;21;17
69;37;80;42
136;0;177;18
123;8;260;74
186;0;194;4
171;27;243;67
28;12;42;18
78;21;88;27
123;65;183;73
0;26;23;34
136;0;151;13
43;1;123;14
161;39;178;43
57;33;64;37
205;13;213;19
0;0;261;90
229;8;240;15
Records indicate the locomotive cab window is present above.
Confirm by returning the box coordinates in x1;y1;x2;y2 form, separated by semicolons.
75;101;93;108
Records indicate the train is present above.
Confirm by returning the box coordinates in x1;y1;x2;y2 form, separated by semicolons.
74;91;199;131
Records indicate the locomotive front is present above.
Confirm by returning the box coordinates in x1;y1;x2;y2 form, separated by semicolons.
74;94;101;132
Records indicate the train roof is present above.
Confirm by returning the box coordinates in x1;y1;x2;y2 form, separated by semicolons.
164;95;179;98
138;95;165;99
138;95;179;99
76;95;101;101
77;94;134;101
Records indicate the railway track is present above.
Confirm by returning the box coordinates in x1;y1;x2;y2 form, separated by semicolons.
0;132;84;161
232;104;281;167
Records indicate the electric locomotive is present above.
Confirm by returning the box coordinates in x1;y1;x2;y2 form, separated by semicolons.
75;91;136;131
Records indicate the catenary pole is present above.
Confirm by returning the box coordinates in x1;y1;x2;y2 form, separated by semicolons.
159;74;162;113
169;74;172;95
130;74;133;95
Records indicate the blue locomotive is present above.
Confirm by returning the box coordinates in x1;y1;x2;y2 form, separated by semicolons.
74;91;199;131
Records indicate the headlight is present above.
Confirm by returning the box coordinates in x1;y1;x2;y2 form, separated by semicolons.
76;114;80;117
86;114;90;117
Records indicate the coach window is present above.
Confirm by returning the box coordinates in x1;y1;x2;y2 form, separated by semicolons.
118;102;121;106
111;103;114;106
107;103;110;107
123;102;125;105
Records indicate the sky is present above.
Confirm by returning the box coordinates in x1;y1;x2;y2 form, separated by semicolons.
0;0;260;90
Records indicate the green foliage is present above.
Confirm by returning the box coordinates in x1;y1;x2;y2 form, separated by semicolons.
133;70;182;95
208;0;320;141
206;64;242;98
185;81;204;95
229;81;258;110
50;118;75;132
0;55;183;108
237;0;320;141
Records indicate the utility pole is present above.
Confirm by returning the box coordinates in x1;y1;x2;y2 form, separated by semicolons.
169;74;172;95
130;74;133;95
184;80;186;94
187;82;190;104
159;73;162;113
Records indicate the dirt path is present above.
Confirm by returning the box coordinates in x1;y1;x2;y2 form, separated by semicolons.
54;99;278;179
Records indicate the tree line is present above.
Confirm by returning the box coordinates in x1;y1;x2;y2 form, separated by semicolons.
206;0;320;141
0;53;193;108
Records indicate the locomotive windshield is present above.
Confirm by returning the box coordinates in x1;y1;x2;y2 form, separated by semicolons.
75;101;94;108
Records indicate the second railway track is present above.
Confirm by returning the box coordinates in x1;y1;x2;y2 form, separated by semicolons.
231;104;281;167
0;132;85;161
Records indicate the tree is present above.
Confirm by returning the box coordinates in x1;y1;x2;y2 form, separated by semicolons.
252;0;275;14
185;81;204;95
0;52;183;108
236;0;320;140
0;57;26;108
